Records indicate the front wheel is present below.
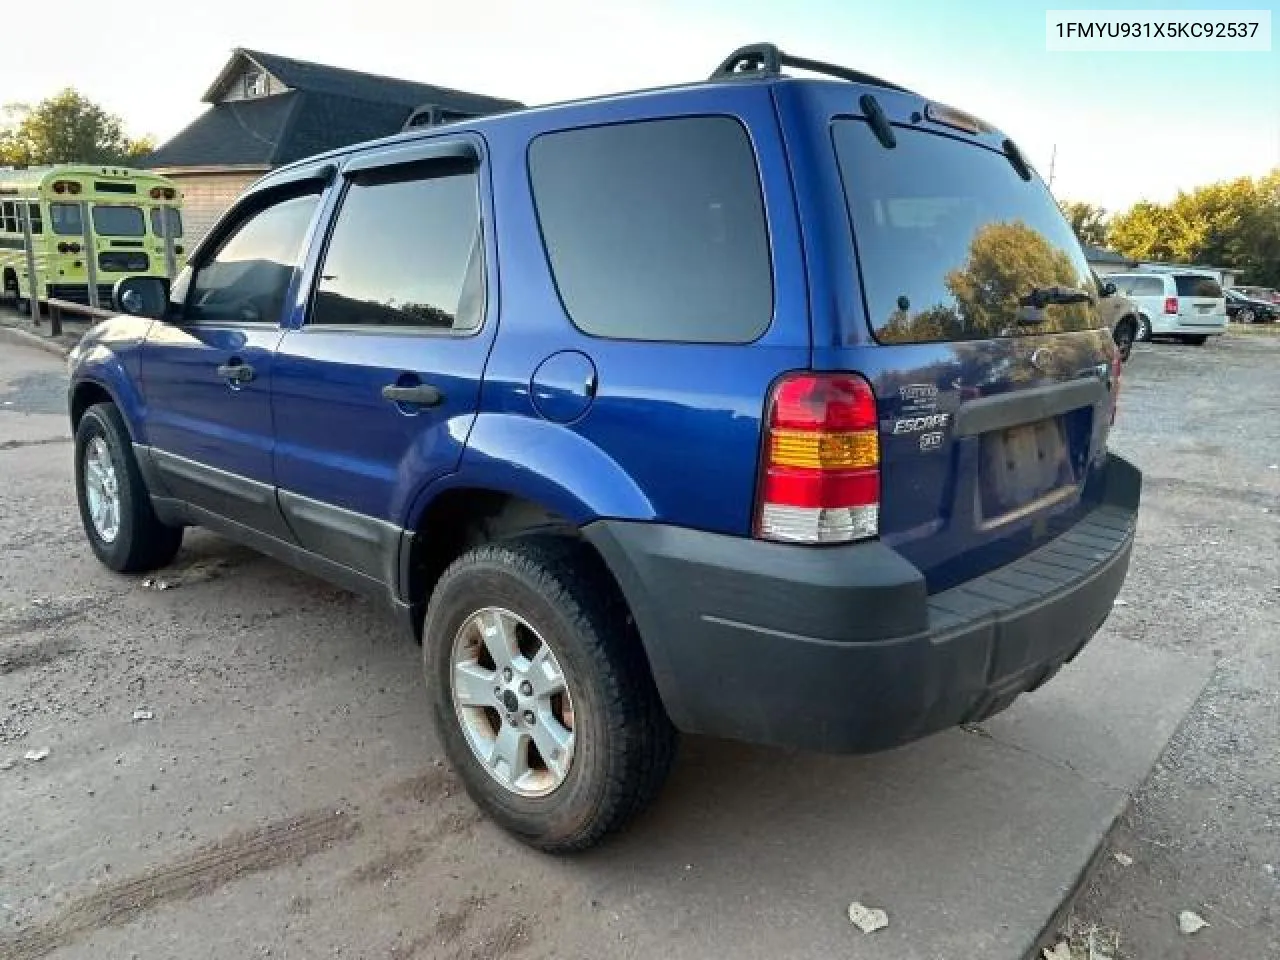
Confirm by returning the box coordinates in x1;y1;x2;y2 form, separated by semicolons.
1238;308;1255;324
74;403;183;572
424;536;677;852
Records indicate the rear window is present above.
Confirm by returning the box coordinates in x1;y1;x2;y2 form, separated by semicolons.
1113;275;1165;297
1174;274;1222;298
529;116;772;343
91;205;145;237
833;120;1101;344
150;207;183;238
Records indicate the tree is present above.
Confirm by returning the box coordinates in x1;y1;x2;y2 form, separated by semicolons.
1059;201;1109;247
0;90;153;166
1107;171;1280;287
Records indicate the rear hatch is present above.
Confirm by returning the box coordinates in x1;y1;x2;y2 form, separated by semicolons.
1173;273;1226;325
825;115;1118;589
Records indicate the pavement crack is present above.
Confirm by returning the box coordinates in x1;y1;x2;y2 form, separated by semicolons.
965;724;1121;794
0;436;72;451
0;808;360;960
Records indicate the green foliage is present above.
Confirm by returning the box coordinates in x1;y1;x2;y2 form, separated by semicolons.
1108;170;1280;287
1058;201;1109;247
0;90;153;167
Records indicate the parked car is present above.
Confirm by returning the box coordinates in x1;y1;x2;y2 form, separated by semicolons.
1235;285;1280;305
1108;271;1227;344
1226;288;1279;323
1093;274;1142;361
66;43;1141;852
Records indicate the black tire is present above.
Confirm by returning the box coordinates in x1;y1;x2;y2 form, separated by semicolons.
74;403;183;573
1238;308;1255;325
1112;319;1136;362
424;536;677;852
1136;314;1152;342
1178;334;1209;346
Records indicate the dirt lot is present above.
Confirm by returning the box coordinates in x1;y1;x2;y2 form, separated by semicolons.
1068;334;1280;958
0;330;1276;960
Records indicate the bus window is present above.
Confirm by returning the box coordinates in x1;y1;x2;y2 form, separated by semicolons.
150;207;183;238
52;203;84;236
1;201;16;233
92;205;145;237
27;203;43;234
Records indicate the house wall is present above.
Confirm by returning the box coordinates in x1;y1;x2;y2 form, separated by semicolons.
166;170;266;246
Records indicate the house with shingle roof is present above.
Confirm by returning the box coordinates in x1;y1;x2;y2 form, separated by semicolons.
144;49;521;243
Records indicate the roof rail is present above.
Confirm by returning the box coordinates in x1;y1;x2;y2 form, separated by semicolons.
709;43;913;95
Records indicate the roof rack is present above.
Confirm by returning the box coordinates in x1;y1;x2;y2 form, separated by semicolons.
709;43;913;95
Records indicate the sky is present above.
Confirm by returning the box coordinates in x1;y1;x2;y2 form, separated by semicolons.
5;0;1278;213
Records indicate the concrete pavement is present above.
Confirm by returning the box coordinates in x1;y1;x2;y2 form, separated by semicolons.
0;338;1214;960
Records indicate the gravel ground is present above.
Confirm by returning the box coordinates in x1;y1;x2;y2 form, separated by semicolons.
1067;334;1280;958
0;326;1275;959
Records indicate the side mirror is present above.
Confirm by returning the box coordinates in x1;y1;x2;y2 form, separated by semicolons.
1100;280;1117;297
112;276;169;319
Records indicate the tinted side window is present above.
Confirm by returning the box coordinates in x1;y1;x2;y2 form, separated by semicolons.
188;192;319;326
1174;274;1222;297
311;166;483;331
27;203;42;234
1;202;15;233
529;116;772;343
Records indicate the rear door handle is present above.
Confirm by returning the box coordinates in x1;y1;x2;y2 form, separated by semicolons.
381;383;443;407
216;361;254;384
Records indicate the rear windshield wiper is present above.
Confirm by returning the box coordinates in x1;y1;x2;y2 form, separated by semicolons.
1018;285;1092;312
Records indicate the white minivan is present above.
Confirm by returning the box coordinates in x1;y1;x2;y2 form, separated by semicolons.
1107;271;1228;344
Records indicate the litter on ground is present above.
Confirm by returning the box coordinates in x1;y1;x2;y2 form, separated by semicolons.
847;901;889;933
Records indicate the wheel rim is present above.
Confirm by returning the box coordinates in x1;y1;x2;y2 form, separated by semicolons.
83;436;121;543
1241;309;1254;324
450;606;576;798
1138;316;1151;340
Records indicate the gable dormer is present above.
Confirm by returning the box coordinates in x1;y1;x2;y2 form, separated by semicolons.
202;50;290;104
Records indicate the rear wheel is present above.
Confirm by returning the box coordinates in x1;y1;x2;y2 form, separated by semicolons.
1238;308;1255;324
1136;314;1152;342
1178;335;1209;346
74;403;183;572
424;536;677;852
1112;319;1136;362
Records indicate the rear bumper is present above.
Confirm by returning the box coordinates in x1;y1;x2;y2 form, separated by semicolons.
586;454;1141;754
1152;315;1227;334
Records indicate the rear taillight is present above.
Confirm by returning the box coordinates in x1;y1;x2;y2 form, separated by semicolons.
1164;296;1179;314
755;372;880;544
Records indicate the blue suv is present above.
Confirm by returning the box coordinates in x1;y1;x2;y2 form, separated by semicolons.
68;45;1141;851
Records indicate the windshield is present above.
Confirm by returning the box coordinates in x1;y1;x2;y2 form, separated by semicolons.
51;203;83;236
91;205;145;237
833;119;1100;344
1174;274;1222;298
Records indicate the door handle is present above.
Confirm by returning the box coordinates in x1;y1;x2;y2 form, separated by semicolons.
382;383;444;407
216;362;255;384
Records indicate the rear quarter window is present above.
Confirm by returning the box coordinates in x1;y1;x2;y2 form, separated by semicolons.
1174;274;1223;298
528;116;772;343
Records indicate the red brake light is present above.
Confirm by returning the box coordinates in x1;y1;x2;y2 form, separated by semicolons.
755;373;880;544
1164;296;1179;314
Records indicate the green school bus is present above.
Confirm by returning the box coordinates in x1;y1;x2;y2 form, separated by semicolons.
0;164;186;311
